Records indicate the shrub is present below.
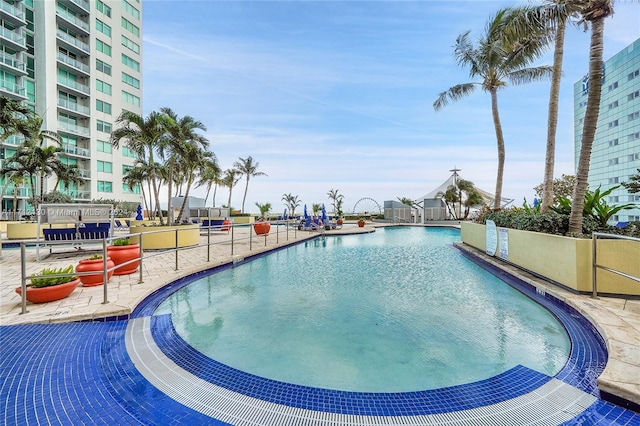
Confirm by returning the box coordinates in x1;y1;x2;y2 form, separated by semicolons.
31;265;76;288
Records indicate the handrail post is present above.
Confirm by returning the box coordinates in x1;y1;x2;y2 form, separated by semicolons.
250;225;253;250
138;233;144;283
102;238;109;304
264;226;268;246
231;223;235;256
20;242;28;314
592;233;598;298
175;228;179;270
207;224;211;262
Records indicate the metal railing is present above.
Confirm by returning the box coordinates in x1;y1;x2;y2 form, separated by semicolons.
17;221;308;315
592;232;640;298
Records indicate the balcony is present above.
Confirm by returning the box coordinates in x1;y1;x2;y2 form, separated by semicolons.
57;76;89;95
58;97;90;116
0;1;26;25
61;143;90;157
5;186;31;197
78;168;91;179
66;190;92;200
56;7;90;33
2;134;25;146
56;30;89;54
0;78;26;99
58;122;90;138
56;52;89;75
0;26;26;50
60;0;90;13
0;51;26;74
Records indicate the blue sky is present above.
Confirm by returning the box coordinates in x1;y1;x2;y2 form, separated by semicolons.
141;1;640;215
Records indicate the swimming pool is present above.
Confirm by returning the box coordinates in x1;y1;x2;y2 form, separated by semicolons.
155;226;570;392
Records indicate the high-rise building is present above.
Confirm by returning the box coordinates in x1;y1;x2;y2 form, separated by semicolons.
574;38;640;224
0;0;142;218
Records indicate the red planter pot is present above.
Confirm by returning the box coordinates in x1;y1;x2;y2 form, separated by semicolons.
107;243;141;275
15;278;80;304
357;220;366;227
253;221;271;235
222;219;232;231
337;219;344;226
76;257;115;286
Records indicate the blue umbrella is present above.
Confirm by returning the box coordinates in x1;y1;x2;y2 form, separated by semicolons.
304;204;309;219
321;204;328;223
283;208;288;220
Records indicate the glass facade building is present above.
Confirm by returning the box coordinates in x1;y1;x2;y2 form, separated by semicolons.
0;0;142;218
574;38;640;223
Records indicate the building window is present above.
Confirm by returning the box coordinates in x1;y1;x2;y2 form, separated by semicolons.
122;72;140;89
629;69;639;81
608;139;619;147
97;0;111;18
629;90;640;101
122;90;140;106
96;99;111;114
629;195;640;203
608;158;619;166
123;183;141;194
97;160;113;173
629;133;640;142
96;79;112;95
121;35;139;54
629;153;640;161
608;177;619;184
98;180;113;193
97;140;112;153
97;120;112;133
608;196;619;203
607;81;618;91
96;39;111;56
121;54;140;72
608;119;618;129
96;19;111;37
608;100;618;110
123;146;137;158
96;59;111;76
121;17;140;37
121;0;140;20
579;100;587;108
628;111;640;122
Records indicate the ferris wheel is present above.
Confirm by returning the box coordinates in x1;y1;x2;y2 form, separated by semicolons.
351;197;382;216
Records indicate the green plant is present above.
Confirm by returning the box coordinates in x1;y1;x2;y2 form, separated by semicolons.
255;202;272;220
550;185;635;227
30;265;76;288
87;254;104;260
112;238;131;246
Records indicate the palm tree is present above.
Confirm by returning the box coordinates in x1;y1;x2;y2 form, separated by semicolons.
221;168;241;209
52;162;83;193
397;197;416;207
327;188;344;216
196;156;222;207
233;156;267;213
123;162;150;216
159;107;209;223
176;150;216;223
434;6;553;210
569;0;615;234
111;111;168;224
282;193;301;218
0;95;33;141
0;115;66;207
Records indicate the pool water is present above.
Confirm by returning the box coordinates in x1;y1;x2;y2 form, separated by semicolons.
154;227;570;392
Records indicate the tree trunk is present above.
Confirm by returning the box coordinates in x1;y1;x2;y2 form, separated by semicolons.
176;172;194;222
241;178;249;213
541;21;566;213
490;89;506;210
569;18;605;234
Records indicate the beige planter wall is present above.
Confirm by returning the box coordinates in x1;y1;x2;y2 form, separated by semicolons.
129;225;200;250
231;216;255;224
460;222;640;297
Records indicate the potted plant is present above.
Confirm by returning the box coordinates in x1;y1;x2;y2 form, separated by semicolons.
75;254;115;287
357;218;366;227
107;237;142;275
253;202;272;235
15;265;80;303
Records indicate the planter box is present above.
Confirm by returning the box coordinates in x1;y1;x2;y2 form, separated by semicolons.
129;224;200;250
7;223;74;240
461;222;640;297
